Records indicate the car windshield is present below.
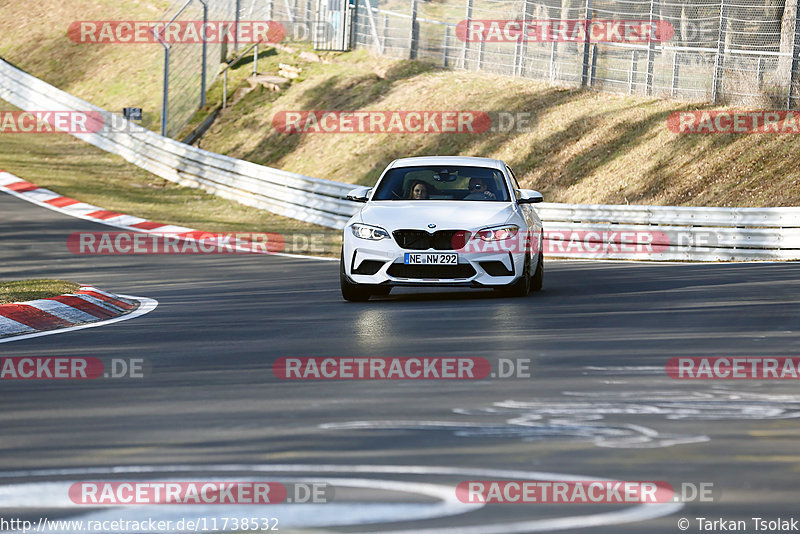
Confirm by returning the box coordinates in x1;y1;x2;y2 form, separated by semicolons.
372;165;510;201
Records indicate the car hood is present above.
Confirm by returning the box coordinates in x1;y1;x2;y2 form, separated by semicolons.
358;201;517;232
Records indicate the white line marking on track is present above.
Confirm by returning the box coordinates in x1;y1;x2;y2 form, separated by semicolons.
0;464;683;533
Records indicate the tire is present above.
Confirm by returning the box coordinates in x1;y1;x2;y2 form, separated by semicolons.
340;252;372;302
372;285;392;297
532;250;544;292
499;253;531;297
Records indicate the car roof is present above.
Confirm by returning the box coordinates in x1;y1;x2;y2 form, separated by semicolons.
388;156;507;171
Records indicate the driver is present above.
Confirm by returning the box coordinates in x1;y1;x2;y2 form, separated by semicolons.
464;177;496;200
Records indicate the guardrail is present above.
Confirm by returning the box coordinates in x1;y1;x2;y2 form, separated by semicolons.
1;57;799;261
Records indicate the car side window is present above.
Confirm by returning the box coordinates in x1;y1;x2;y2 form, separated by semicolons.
506;166;522;200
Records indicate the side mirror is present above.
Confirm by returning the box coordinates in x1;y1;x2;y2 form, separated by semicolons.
517;189;543;204
346;186;371;203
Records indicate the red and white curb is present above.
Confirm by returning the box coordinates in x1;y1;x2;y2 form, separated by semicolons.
0;170;335;261
0;285;157;344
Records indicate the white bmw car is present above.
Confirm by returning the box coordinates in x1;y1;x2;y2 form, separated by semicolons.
340;156;544;301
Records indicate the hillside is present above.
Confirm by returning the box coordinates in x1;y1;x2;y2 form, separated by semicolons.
0;0;798;207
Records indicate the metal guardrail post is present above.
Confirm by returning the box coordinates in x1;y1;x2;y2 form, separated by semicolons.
581;0;594;86
461;0;472;69
646;0;658;95
409;0;418;60
712;0;728;104
787;5;800;109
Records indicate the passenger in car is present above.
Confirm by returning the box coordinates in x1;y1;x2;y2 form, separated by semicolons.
408;181;430;200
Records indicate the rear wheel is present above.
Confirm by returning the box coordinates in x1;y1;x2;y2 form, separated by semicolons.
340;252;372;302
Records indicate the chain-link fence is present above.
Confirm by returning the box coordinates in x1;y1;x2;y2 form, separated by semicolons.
158;0;348;137
157;0;800;137
352;0;800;108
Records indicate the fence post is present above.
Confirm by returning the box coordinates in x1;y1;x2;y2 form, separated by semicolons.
629;49;638;93
461;0;473;69
161;46;170;136
671;51;680;96
443;25;451;67
235;0;241;52
549;40;557;82
477;34;484;70
364;0;384;54
199;0;208;108
645;0;658;95
519;0;533;77
254;43;259;76
757;56;765;89
589;44;598;86
711;0;728;104
409;0;419;59
788;5;800;109
223;69;228;108
380;15;388;50
581;0;594;86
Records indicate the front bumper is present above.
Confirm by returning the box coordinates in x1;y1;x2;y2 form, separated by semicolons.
343;236;527;287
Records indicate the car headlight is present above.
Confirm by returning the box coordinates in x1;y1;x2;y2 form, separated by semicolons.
351;223;390;241
476;225;519;241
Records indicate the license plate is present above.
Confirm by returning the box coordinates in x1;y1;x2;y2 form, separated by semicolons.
404;253;458;265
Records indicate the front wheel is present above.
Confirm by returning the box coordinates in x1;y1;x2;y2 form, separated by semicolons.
340;253;372;302
532;250;544;292
498;254;531;297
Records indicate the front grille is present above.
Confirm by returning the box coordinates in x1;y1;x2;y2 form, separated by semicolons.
387;263;476;279
353;260;385;275
480;261;514;276
393;230;471;250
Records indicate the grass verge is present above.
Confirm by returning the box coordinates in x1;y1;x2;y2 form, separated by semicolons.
0;280;81;305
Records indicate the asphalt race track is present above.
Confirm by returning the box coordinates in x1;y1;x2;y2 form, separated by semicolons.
2;190;800;533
